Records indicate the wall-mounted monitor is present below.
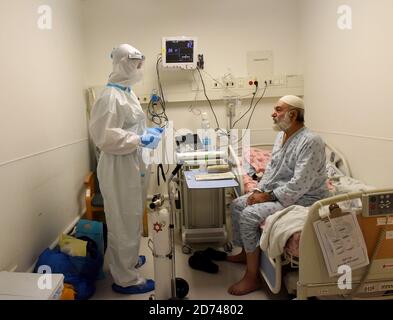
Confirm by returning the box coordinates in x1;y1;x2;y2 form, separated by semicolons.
162;36;198;70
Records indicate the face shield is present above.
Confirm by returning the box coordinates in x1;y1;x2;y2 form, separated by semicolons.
135;59;144;70
120;56;145;85
109;44;146;87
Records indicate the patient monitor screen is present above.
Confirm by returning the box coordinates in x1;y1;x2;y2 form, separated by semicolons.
165;40;194;63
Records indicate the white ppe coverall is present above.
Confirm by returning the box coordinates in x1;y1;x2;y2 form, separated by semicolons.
89;44;149;287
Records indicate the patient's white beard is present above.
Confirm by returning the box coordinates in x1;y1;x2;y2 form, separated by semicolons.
272;112;292;132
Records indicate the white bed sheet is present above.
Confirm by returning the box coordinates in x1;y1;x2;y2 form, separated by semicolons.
260;174;376;261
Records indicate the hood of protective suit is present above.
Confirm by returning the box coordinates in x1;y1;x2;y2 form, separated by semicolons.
108;44;145;87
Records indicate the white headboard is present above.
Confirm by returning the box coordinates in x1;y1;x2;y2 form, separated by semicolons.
324;142;351;177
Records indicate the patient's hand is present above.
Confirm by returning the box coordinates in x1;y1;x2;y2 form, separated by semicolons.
247;191;271;205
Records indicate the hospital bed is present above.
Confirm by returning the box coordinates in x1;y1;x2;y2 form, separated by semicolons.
228;143;393;299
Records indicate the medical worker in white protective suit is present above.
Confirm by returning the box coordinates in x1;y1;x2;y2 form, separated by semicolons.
89;44;163;294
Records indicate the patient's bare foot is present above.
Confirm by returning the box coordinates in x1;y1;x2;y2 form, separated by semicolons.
228;272;263;296
226;250;246;264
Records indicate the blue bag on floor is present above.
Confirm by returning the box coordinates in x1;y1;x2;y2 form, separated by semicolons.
34;242;103;300
75;219;107;280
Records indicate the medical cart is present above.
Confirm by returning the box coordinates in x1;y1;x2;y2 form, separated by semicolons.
178;168;237;253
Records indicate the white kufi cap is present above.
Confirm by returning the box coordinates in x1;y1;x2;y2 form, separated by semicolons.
279;95;304;110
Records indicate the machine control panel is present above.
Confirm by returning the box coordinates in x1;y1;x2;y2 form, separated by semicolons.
362;192;393;217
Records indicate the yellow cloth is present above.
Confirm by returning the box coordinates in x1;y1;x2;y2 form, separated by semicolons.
59;234;87;257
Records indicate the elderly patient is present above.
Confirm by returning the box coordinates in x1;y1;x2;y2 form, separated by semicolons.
228;95;329;295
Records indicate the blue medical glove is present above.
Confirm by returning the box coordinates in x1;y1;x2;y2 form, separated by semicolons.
146;127;164;136
140;134;161;149
140;134;155;146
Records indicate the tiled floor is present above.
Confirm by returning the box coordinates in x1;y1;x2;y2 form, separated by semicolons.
92;234;291;300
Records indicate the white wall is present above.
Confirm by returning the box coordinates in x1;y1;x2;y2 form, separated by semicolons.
0;0;89;271
83;0;302;88
300;0;393;187
82;0;302;131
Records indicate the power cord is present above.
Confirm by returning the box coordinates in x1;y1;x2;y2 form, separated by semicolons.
244;83;268;130
148;55;169;127
147;94;168;127
196;67;220;130
235;83;269;145
157;164;167;186
231;81;259;129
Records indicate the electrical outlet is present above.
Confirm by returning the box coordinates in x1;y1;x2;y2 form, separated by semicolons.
138;95;150;103
224;81;235;88
265;76;286;87
248;77;259;87
211;81;222;89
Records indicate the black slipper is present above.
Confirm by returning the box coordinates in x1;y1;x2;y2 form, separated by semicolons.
188;251;219;274
203;247;228;261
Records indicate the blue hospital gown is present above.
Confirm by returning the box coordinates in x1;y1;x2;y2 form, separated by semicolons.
231;127;329;253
